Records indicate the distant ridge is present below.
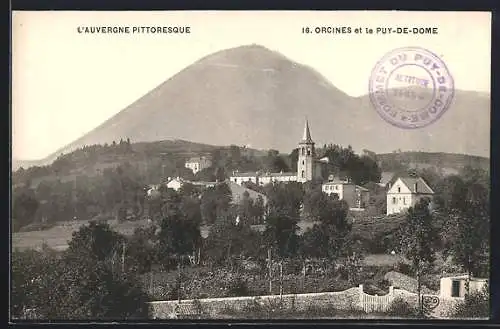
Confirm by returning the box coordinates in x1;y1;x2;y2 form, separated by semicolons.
16;44;490;169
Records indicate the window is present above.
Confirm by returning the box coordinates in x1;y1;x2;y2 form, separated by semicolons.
452;280;461;297
302;160;305;165
392;197;397;204
234;179;237;183
397;186;401;193
403;197;406;205
301;170;305;178
301;148;305;156
307;149;311;156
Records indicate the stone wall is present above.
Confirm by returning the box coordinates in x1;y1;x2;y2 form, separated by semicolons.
148;285;461;319
149;287;360;319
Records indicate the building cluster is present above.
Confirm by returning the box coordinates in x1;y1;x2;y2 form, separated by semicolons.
156;119;435;216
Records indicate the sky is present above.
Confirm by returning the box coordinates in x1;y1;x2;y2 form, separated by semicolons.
12;11;491;160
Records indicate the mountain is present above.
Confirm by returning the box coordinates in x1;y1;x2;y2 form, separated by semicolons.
16;44;490;170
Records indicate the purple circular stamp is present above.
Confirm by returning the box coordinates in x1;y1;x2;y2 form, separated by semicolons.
368;47;454;129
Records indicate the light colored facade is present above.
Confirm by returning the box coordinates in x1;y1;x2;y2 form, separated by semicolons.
297;120;315;183
321;180;370;210
440;274;488;298
166;177;185;191
258;172;298;185
230;172;260;185
386;176;434;215
185;156;212;174
165;177;217;191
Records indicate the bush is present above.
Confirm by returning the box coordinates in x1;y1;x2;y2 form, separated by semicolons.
394;261;412;276
386;297;420;318
449;284;489;319
226;276;250;297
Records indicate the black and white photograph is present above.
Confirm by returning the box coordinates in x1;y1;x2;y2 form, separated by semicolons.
10;11;491;321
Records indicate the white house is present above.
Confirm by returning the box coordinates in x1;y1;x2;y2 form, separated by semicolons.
440;274;488;298
230;171;260;186
185;156;212;175
258;171;298;186
322;179;370;210
166;177;186;191
386;176;434;215
164;177;217;192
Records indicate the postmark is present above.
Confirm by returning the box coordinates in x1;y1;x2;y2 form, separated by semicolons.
369;47;454;129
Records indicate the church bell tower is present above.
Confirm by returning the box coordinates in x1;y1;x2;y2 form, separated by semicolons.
297;119;315;183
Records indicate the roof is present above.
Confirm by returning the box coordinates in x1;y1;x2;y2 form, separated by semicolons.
355;185;370;191
190;181;217;186
441;273;488;281
396;176;434;194
230;171;259;177
379;172;395;186
186;156;211;163
300;119;314;144
323;180;352;185
166;177;186;184
262;172;297;177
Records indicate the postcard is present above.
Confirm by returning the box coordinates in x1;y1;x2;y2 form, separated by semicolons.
11;11;491;321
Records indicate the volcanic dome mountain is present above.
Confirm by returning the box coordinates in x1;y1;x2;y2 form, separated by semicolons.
35;44;491;165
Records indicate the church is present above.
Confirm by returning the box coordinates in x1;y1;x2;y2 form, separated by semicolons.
229;120;327;186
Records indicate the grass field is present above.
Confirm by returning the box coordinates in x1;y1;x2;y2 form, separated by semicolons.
12;219;400;268
12;219;322;252
12;219;152;251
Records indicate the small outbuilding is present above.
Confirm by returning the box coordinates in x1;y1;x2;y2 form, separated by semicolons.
440;274;488;298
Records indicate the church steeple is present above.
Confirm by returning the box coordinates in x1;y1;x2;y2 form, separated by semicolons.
297;118;315;183
301;119;313;144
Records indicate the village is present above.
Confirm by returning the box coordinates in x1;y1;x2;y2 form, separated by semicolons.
136;120;489;319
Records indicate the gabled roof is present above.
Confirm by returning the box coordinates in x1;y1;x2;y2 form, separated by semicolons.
263;172;297;177
186;155;211;163
390;176;434;194
355;185;370;192
230;171;259;177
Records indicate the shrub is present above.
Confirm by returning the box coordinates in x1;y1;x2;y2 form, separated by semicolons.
394;261;412;276
449;284;489;319
386;297;420;318
226;276;250;297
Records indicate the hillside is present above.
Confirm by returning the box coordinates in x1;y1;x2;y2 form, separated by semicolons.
377;151;490;173
14;44;490;170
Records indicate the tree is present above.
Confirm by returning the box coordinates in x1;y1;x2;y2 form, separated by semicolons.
446;182;490;292
302;184;329;221
12;223;149;320
127;225;158;274
398;198;439;315
264;149;290;173
263;183;304;258
200;183;232;224
204;216;263;267
12;187;39;231
157;211;201;267
433;175;468;211
67;221;124;263
289;148;299;172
